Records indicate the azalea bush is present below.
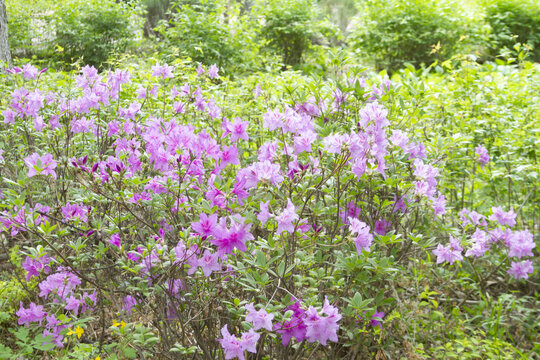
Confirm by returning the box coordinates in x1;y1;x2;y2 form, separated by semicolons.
0;58;536;360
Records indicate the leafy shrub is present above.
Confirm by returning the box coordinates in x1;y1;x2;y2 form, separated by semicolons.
142;0;172;36
0;58;537;358
351;0;466;72
6;0;54;59
484;0;540;62
157;0;262;74
262;0;316;67
52;0;133;68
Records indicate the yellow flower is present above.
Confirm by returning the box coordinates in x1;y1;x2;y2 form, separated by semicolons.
66;326;84;339
112;319;127;330
93;357;101;360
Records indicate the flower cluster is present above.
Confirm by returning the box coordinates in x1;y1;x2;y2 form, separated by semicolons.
434;206;535;280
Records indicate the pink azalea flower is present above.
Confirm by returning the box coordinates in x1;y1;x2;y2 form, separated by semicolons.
16;302;46;326
24;152;58;179
151;63;174;79
508;260;534;280
475;145;490;167
433;236;463;264
192;213;219;237
507;230;535;258
489;206;516;228
218;325;246;360
275;199;298;235
257;201;272;225
197;250;221;277
304;297;342;346
224;117;249;142
349;218;373;254
245;303;274;331
108;234;121;248
208;64;219;79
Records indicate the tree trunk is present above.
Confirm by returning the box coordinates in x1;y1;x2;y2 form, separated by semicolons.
0;0;12;67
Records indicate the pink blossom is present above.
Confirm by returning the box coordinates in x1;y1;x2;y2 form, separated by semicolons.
61;203;88;223
275;199;298;235
489;206;516;227
208;64;219;79
257;200;272;225
224;117;249;142
245;303;274;331
507;230;535;258
24;152;58;179
304;297;341;346
151;63;174;79
192;213;219;237
108;234;121;248
508;260;534;280
196;250;221;277
349;218;373;254
16;302;46;326
475;145;490;167
433;236;463;264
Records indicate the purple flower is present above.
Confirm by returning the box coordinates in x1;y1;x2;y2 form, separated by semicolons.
211;216;254;254
196;64;205;76
489;206;516;228
22;254;52;281
61;203;88;223
38;271;81;300
197;250;221;277
433;236;463;264
108;234;121;248
22;64;39;80
151;63;174;79
245;303;274;331
224;117;249;142
507;230;535;258
275;300;307;346
293;131;317;154
192;213;219;237
275;199;298;235
508;260;534;280
16;302;46;326
349;218;373;254
374;218;389;236
123;295;139;312
64;295;82;315
220;144;240;167
208;64;219;79
24;153;58;179
257;201;272;225
475;145;490;167
465;229;490;257
304;297;342;346
432;194;447;217
253;83;262;99
218;325;246;360
369;311;385;330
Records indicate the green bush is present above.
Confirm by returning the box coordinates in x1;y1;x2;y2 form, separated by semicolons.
262;0;316;67
351;0;466;72
485;0;540;62
157;0;264;74
6;0;54;59
158;0;236;67
52;0;133;68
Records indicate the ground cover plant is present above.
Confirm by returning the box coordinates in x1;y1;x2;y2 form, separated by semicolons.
0;0;539;359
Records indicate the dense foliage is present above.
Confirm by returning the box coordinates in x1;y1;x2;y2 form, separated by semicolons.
484;0;540;62
0;0;538;359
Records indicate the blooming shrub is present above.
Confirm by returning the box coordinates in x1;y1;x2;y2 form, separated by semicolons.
0;61;536;359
